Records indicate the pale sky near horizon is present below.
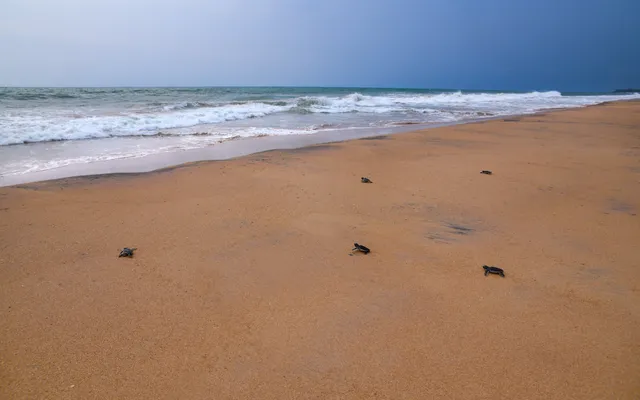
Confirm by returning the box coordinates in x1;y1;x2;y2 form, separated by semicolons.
0;0;638;91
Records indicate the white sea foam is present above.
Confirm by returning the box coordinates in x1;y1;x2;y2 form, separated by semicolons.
294;90;636;115
2;91;639;146
0;102;289;145
4;87;638;181
0;127;320;176
1;87;639;179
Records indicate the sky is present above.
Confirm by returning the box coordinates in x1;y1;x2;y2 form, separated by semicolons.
0;0;638;91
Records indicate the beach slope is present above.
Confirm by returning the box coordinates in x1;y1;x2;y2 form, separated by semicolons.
1;101;639;399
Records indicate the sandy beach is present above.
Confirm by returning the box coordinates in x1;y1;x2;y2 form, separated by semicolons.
1;101;639;399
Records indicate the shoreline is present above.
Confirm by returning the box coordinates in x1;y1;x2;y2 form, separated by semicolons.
1;100;639;399
0;122;438;187
1;101;633;188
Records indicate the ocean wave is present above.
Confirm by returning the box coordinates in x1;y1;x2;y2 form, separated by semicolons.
159;100;290;112
161;101;218;111
0;127;319;176
0;92;79;101
2;90;639;146
0;102;290;145
290;91;566;113
291;90;640;116
262;100;289;106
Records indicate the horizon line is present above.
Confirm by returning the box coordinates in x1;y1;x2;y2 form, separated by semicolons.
0;85;623;94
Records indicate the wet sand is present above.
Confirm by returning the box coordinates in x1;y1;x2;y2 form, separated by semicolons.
1;101;639;399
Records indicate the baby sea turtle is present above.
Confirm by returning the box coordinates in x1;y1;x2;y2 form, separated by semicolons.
480;170;493;175
361;177;373;183
352;243;371;254
119;247;137;258
483;265;505;277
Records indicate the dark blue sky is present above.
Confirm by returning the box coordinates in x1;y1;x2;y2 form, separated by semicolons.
1;0;638;91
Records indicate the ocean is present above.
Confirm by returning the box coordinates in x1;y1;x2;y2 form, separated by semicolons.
1;87;638;181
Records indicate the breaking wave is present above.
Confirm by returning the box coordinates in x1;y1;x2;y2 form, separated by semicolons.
2;90;639;146
0;102;289;145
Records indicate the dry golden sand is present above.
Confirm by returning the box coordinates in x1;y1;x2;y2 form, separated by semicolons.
1;101;639;399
